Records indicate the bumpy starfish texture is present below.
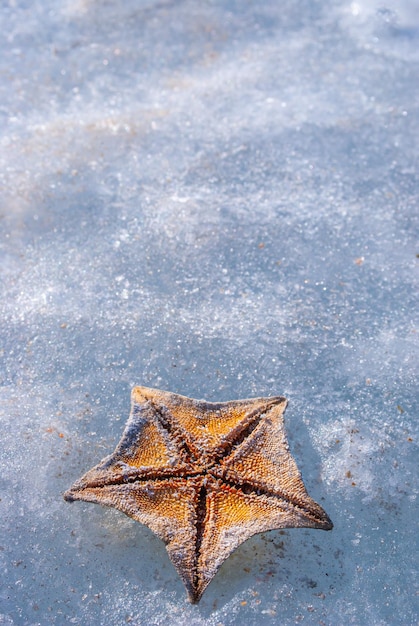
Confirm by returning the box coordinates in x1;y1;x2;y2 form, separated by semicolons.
64;386;332;603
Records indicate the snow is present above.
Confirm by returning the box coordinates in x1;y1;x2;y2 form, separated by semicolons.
1;0;418;624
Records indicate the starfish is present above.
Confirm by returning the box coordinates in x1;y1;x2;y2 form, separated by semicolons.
64;386;332;603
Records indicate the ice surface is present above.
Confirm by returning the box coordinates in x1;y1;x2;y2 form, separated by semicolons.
0;0;418;624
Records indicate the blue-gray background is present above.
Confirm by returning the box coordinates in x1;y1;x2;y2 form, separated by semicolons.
1;1;418;624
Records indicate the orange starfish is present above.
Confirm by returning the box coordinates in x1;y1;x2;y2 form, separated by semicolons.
64;386;332;603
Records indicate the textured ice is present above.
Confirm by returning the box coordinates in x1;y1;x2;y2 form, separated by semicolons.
0;0;418;624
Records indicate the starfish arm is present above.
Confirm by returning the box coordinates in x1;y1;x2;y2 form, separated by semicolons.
64;389;198;496
194;478;329;603
65;475;204;602
111;387;194;470
213;400;332;530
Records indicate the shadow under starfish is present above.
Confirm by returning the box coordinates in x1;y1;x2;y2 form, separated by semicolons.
64;386;333;603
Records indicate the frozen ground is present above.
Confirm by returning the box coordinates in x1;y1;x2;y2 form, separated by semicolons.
0;0;418;624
